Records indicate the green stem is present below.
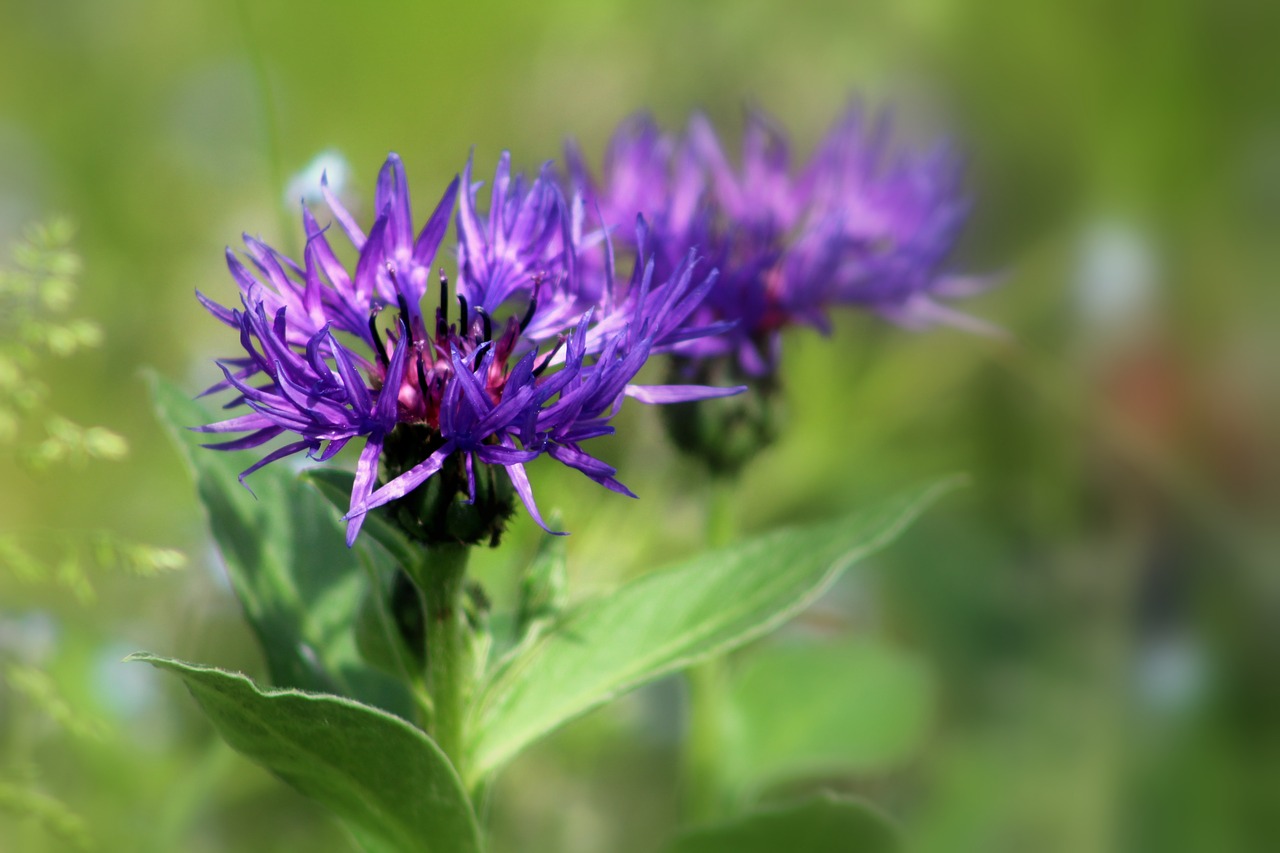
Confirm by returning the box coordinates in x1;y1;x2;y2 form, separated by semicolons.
684;656;730;822
146;740;237;853
682;478;738;822
405;544;472;776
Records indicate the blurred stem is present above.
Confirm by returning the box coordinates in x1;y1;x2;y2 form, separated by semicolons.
235;0;293;255
705;477;737;551
683;478;737;823
405;544;472;778
147;740;237;853
684;658;730;823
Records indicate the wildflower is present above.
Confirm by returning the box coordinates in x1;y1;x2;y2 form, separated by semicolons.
566;104;998;380
195;153;742;546
566;105;998;474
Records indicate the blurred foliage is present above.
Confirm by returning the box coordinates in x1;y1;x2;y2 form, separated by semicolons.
0;222;185;601
664;794;899;853
723;640;934;801
0;219;114;461
0;0;1277;851
0;221;186;849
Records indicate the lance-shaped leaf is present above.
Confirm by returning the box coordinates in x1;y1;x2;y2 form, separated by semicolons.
664;794;900;853
131;655;482;853
465;477;961;783
149;374;411;716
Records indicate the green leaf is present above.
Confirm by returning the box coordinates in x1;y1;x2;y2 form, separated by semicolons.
131;654;481;853
665;794;899;853
725;641;934;796
148;374;411;716
466;478;961;784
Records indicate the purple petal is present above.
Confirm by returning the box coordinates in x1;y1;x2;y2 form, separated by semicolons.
623;383;747;405
501;450;565;535
200;426;284;452
196;290;238;327
376;153;413;251
236;439;314;496
374;329;410;426
349;440;457;519
344;434;385;546
322;170;366;247
414;175;460;270
192;412;279;434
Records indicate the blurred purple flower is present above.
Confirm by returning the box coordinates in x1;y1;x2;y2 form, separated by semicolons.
566;104;999;378
196;153;742;545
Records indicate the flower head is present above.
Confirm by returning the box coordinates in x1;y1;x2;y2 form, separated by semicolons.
566;104;999;379
196;153;742;546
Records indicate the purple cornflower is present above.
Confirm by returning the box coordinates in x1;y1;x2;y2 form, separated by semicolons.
565;104;998;378
195;153;742;546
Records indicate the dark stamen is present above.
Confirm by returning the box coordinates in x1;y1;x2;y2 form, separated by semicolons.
367;313;389;367
387;263;413;342
532;335;565;378
520;272;544;333
457;294;470;331
416;357;429;394
518;296;539;333
436;269;449;337
396;293;414;344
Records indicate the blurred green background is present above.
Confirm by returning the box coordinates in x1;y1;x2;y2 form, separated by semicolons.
1;0;1277;850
